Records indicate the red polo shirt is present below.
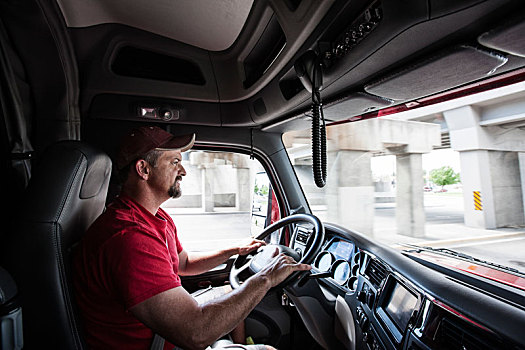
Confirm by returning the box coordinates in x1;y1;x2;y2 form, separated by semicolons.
73;194;183;349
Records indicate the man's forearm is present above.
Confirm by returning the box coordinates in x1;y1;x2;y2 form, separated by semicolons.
191;274;271;348
180;248;238;276
134;252;309;350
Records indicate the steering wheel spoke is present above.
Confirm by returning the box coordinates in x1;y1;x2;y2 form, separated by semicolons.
229;214;324;289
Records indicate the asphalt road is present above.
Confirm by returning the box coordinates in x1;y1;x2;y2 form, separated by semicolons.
375;193;465;224
172;212;253;252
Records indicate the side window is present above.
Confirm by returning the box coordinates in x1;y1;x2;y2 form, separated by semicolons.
161;150;279;252
251;172;280;237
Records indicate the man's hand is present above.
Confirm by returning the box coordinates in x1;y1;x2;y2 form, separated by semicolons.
257;248;311;288
237;238;266;255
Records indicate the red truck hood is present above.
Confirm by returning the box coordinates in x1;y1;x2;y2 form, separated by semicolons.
406;250;525;291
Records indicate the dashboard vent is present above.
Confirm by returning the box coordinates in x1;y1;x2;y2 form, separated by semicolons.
365;258;387;288
436;317;501;350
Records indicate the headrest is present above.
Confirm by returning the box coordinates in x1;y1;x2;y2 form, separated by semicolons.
24;141;112;223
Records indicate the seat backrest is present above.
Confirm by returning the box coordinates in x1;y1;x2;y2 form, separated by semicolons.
3;140;111;349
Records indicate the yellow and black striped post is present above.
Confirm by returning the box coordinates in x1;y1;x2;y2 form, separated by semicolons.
473;191;482;211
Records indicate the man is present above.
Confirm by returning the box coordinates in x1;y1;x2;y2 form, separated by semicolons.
73;126;311;350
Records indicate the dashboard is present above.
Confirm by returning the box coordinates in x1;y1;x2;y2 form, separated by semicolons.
288;223;525;350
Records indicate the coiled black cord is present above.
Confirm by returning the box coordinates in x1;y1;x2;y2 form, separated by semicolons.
311;64;327;188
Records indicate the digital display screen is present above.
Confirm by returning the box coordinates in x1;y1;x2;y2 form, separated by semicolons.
327;239;354;261
383;281;418;332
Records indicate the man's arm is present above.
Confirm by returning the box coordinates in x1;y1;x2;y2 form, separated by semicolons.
130;251;311;350
178;239;265;276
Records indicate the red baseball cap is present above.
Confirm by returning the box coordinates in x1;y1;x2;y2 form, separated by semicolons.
116;126;195;169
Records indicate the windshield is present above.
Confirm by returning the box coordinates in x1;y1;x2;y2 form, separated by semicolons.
284;83;525;275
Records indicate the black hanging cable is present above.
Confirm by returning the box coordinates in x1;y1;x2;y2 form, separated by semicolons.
311;59;327;188
250;128;254;160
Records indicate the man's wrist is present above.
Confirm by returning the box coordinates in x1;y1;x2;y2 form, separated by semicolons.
253;271;273;290
223;246;240;258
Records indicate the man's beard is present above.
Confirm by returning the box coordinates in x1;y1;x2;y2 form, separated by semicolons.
168;176;183;198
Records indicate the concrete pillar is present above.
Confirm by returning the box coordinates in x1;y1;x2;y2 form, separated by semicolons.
395;153;425;237
458;150;496;228
236;168;251;211
518;152;525;221
326;150;374;234
444;106;525;228
459;150;525;228
324;118;439;237
201;167;214;212
489;151;524;227
286;119;439;237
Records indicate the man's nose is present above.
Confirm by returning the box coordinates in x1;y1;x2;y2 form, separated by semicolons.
179;164;187;176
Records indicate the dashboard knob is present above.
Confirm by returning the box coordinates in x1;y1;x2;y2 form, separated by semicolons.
357;290;367;302
362;332;369;342
367;292;375;307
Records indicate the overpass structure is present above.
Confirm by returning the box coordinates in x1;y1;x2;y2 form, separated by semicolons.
163;80;525;239
388;80;525;232
285;80;525;237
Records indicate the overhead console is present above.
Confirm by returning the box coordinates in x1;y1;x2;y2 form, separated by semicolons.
318;0;524;102
325;0;383;63
73;0;525;130
264;0;525;132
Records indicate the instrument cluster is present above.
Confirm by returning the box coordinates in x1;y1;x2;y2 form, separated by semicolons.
313;238;363;291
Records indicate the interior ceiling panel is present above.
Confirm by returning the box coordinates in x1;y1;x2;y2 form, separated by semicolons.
48;0;525;130
55;0;253;51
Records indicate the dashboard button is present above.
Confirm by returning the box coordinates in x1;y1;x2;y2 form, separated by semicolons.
367;292;375;308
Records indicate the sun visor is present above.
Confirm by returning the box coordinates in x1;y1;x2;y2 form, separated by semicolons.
478;18;525;58
364;46;508;101
322;92;393;121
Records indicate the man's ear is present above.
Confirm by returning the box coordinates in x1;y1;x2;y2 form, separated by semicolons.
135;159;150;180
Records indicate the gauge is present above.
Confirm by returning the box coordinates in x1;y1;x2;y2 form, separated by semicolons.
352;264;360;276
353;251;362;265
348;276;358;291
332;260;351;285
314;252;334;272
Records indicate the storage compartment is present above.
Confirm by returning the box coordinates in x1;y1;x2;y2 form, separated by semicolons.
364;45;507;101
478;16;525;58
111;46;206;85
323;92;393;121
243;14;286;88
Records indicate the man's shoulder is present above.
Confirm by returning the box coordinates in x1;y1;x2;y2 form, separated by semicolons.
85;199;150;242
94;198;137;227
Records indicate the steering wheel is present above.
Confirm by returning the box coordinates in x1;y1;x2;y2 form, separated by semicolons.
229;213;324;289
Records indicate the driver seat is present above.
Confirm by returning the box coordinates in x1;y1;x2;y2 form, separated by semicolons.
3;140;111;349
